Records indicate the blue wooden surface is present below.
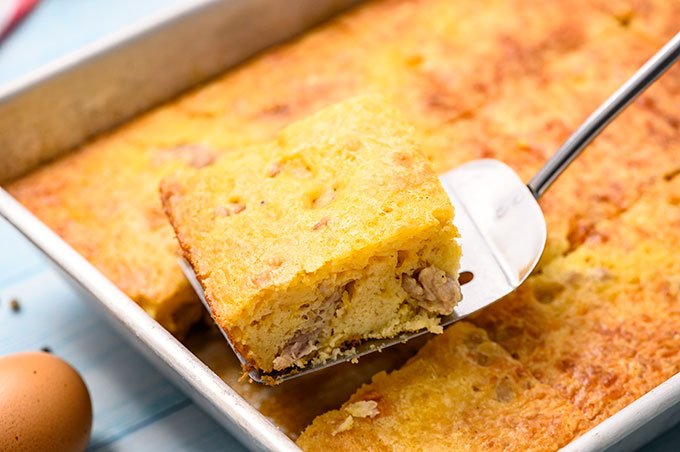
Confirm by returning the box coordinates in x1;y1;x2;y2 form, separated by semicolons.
0;1;677;451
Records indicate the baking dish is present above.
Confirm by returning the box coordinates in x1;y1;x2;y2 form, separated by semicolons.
1;1;678;450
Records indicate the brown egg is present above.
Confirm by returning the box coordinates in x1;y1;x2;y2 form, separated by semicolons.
0;352;92;452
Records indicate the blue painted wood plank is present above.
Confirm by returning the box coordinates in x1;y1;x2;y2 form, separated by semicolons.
0;218;50;287
0;0;194;84
90;404;244;452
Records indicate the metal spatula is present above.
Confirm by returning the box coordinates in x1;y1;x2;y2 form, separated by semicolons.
182;33;680;384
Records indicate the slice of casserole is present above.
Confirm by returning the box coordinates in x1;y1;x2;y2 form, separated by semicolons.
160;95;462;374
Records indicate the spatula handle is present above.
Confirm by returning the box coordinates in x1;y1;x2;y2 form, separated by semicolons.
527;32;680;199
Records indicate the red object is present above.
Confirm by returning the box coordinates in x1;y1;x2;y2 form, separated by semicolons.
0;0;40;41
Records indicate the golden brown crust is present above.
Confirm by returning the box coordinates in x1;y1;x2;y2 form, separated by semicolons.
473;175;680;425
297;322;586;451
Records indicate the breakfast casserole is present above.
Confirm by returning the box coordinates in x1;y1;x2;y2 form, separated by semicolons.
4;0;679;448
161;95;462;374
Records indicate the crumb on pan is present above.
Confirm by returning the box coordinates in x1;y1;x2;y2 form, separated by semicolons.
332;416;353;436
345;400;379;418
9;298;21;313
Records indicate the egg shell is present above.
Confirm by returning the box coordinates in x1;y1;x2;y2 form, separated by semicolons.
0;352;92;452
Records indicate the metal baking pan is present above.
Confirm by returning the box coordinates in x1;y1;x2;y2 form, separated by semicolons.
0;1;678;450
